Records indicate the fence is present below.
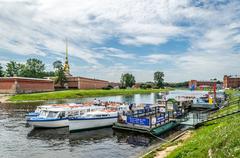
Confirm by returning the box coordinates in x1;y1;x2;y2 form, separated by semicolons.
181;96;240;126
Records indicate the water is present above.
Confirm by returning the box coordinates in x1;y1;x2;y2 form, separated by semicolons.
0;90;207;158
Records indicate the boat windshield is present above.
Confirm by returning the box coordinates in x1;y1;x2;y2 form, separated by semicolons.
35;107;41;113
39;110;48;117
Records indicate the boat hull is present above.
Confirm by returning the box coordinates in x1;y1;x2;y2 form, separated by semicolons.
28;119;68;128
69;117;117;132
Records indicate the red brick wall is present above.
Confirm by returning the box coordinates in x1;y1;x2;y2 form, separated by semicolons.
0;80;16;93
17;79;54;93
223;75;240;88
79;78;108;89
0;78;54;94
55;77;109;89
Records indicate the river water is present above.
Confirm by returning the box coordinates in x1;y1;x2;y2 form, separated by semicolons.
0;90;207;158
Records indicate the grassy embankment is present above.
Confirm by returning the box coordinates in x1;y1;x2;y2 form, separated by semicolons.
143;90;240;158
9;88;171;102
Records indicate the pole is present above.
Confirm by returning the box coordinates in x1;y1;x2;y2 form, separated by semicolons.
213;81;217;104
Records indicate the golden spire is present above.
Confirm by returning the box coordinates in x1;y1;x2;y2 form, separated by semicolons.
63;39;70;75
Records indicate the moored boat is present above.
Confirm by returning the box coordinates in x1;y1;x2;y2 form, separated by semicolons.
27;105;105;128
69;110;118;132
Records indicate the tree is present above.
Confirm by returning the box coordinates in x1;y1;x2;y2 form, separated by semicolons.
0;64;4;77
43;71;55;77
154;71;164;88
22;58;45;78
53;60;67;87
5;61;24;77
120;73;136;88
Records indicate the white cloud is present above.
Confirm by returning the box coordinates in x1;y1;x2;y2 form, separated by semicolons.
0;0;240;82
144;54;172;64
94;47;136;59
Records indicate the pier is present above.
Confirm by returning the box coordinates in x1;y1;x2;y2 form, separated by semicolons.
113;93;236;136
113;99;192;136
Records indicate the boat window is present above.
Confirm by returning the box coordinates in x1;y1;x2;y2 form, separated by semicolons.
59;112;65;118
47;111;59;118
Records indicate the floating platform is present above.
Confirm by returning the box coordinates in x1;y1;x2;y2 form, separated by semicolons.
113;120;179;136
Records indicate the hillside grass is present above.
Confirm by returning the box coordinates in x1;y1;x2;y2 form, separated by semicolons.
142;90;240;158
9;88;171;102
166;90;240;158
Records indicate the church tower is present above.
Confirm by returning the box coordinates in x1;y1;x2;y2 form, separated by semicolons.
63;39;72;77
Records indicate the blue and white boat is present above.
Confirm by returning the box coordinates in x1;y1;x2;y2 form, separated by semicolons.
27;105;105;128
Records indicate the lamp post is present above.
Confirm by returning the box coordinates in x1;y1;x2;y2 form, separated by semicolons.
211;79;217;105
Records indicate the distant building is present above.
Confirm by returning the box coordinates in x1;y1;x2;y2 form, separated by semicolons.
223;75;240;88
0;77;54;94
189;80;222;89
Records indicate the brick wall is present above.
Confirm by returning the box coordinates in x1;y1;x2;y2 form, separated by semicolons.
0;77;54;94
223;75;240;88
55;76;109;89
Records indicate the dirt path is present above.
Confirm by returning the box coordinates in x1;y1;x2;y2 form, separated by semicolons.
155;131;192;158
0;95;10;103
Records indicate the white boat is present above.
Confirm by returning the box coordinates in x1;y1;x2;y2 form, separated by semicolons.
25;103;83;120
69;110;118;132
27;105;105;128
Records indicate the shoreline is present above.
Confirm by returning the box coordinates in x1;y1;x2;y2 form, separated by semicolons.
139;130;192;158
5;88;173;103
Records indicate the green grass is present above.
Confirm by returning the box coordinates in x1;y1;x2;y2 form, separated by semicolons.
166;90;240;158
9;88;171;102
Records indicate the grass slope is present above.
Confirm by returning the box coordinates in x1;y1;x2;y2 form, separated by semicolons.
9;88;170;101
167;90;240;158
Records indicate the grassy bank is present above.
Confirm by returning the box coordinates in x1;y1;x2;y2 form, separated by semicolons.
143;90;240;158
9;88;171;102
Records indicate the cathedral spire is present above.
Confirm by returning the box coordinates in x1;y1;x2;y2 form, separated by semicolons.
63;39;71;76
65;38;68;63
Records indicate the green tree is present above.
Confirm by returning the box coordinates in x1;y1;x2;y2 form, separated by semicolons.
120;73;136;88
22;58;45;78
53;60;67;87
154;71;164;88
43;71;55;77
5;61;24;77
0;64;4;77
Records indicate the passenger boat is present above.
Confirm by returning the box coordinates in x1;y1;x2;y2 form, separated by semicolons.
27;105;105;128
69;110;118;132
25;105;52;120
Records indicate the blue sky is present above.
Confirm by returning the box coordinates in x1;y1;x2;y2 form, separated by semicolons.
0;0;240;82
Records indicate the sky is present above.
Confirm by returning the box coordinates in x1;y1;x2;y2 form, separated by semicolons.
0;0;240;82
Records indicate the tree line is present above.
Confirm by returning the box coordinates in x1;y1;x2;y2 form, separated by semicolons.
0;59;54;78
0;59;186;89
0;58;67;87
120;71;165;89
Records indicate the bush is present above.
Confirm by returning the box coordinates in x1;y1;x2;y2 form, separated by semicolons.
102;85;113;90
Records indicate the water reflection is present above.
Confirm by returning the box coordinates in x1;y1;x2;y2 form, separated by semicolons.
27;128;69;140
27;127;156;148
